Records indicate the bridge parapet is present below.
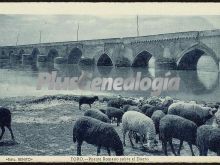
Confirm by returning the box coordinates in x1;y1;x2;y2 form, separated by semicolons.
0;29;220;71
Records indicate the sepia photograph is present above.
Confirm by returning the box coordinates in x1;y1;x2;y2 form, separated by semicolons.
0;3;220;163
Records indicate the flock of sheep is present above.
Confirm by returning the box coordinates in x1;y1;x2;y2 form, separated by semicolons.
0;95;220;156
73;95;220;156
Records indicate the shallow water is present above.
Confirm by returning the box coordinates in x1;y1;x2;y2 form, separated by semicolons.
0;56;219;102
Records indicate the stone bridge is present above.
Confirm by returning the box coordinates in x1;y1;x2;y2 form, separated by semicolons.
1;29;220;70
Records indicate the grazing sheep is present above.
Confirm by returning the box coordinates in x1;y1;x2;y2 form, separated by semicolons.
128;130;144;144
105;107;124;126
0;107;15;141
107;98;137;109
84;109;110;123
159;115;197;156
122;105;141;113
160;97;173;114
151;110;165;134
140;104;154;113
122;105;130;112
204;102;219;110
72;116;124;156
196;125;220;156
144;96;162;106
215;109;220;128
107;99;123;109
78;96;99;110
123;98;138;106
99;108;107;114
122;111;157;149
168;102;217;126
140;104;162;117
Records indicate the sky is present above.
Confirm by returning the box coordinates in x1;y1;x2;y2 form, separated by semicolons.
1;15;220;46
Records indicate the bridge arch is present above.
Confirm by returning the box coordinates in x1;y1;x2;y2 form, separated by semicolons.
1;50;5;56
31;48;40;61
1;50;7;58
47;48;59;63
177;43;218;70
97;53;113;66
17;49;25;60
132;51;153;67
18;49;25;55
9;50;14;57
68;47;82;64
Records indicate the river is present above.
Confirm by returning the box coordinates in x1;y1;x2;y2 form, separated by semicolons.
0;56;219;103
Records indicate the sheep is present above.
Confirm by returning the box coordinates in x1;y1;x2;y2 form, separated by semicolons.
78;96;99;110
140;104;154;114
128;130;144;144
140;104;163;117
105;107;124;126
72;116;124;156
215;109;220;128
168;102;217;126
0;107;15;141
204;102;219;110
107;98;137;109
140;97;173;117
151;110;166;134
99;108;107;114
160;97;173;114
144;96;162;106
159;115;197;156
122;105;141;113
107;99;123;109
122;111;157;150
196;125;220;156
84;109;110;123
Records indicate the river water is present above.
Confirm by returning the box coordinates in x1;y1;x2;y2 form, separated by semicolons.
0;56;219;103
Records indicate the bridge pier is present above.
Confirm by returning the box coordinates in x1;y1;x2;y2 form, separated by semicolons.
219;61;220;71
22;54;33;65
10;54;21;64
37;55;48;68
155;59;177;70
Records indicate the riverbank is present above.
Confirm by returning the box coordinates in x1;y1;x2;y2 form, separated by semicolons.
0;94;217;156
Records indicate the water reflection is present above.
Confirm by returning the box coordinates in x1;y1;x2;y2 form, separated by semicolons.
0;58;219;102
97;66;113;77
54;64;82;77
178;70;219;95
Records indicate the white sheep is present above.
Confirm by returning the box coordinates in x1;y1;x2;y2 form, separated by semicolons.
214;109;220;128
122;111;157;150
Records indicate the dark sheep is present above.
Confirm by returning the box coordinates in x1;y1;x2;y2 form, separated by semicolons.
140;104;154;114
196;125;220;156
107;98;137;109
151;110;166;134
84;109;110;123
72;116;124;156
105;107;124;126
123;99;138;106
143;96;162;106
204;102;219;110
122;105;130;113
78;96;99;110
160;98;174;114
140;104;163;117
128;131;145;144
107;99;123;109
168;102;217;126
122;105;141;113
159;115;197;156
0;107;15;141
